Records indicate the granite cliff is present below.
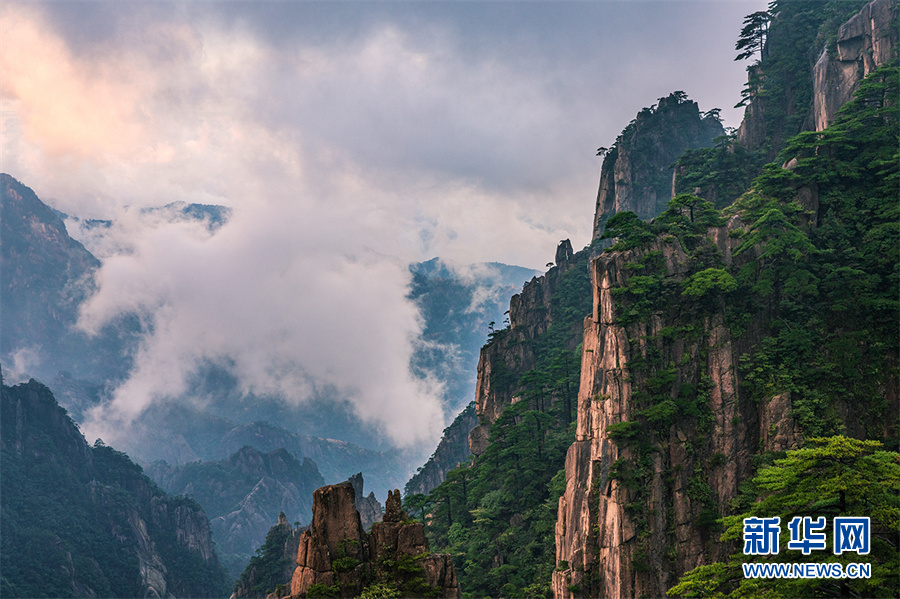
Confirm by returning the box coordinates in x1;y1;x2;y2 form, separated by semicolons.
232;475;382;599
811;0;898;131
270;483;459;599
592;93;723;241
468;239;588;457
405;403;477;497
551;3;898;596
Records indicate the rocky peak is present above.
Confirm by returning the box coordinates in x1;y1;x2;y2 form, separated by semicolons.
281;480;459;598
383;489;404;522
555;238;574;265
592;92;723;240
347;472;384;530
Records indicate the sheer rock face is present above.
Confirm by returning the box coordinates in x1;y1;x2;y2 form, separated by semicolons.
552;212;881;598
405;403;477;496
552;6;898;597
552;234;769;598
592;95;723;241
469;242;582;456
287;483;459;599
813;0;898;131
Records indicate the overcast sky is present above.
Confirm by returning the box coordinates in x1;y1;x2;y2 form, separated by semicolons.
1;0;766;452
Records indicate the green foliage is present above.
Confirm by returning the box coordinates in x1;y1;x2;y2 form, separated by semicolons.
332;556;361;573
674;135;766;209
0;381;229;599
682;268;737;298
669;437;900;597
602;211;656;250
374;553;441;599
733;64;899;440
734;0;869;155
423;250;591;597
359;582;402;598
735;10;772;62
306;583;342;598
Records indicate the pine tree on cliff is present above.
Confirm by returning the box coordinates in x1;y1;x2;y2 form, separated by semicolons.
735;10;772;62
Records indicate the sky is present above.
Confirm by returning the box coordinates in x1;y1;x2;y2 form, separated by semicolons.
0;0;766;454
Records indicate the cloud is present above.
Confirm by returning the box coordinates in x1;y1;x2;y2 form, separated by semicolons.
77;191;446;449
2;1;767;452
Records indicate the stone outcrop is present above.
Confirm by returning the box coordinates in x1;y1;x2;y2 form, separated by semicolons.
469;240;586;456
592;93;723;241
405;402;477;496
348;472;384;530
738;0;898;156
282;482;459;598
812;0;898;131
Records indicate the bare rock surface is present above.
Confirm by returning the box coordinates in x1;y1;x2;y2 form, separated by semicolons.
283;480;459;599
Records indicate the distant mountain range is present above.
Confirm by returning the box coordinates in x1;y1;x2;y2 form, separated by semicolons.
0;171;539;583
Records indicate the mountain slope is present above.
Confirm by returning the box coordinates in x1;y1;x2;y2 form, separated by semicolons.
0;378;230;598
0;174;134;387
147;446;326;580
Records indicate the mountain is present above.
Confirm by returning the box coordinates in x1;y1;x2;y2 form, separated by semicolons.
0;174;137;388
409;258;542;412
592;91;724;241
231;512;304;599
275;483;459;599
409;2;899;598
404;402;477;497
0;377;230;598
232;474;384;599
146;446;326;581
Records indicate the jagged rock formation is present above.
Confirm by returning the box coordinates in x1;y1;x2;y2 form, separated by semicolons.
592;93;723;240
0;378;229;598
231;512;304;599
469;240;588;456
347;472;384;530
147;445;325;580
812;0;898;131
280;482;459;598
